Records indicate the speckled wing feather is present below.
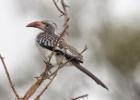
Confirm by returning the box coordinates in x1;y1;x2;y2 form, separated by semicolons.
36;32;83;63
59;41;84;63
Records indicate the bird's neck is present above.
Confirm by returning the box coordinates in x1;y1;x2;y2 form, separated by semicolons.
42;27;54;34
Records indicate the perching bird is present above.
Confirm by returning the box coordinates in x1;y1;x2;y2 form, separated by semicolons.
26;20;108;90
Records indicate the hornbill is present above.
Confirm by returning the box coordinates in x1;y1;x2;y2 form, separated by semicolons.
26;20;108;90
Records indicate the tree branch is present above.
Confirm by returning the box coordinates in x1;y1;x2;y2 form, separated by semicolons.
0;54;20;99
72;94;88;100
23;63;53;100
52;0;65;15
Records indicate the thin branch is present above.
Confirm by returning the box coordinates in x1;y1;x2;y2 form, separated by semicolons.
34;61;62;100
49;0;69;60
61;0;70;28
61;0;66;11
48;24;69;62
22;63;53;100
0;54;20;99
34;49;70;100
47;0;70;66
34;72;57;100
52;0;65;15
23;78;44;100
34;54;66;100
53;0;70;35
72;94;88;100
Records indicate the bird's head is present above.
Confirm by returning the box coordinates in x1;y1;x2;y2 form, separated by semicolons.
26;20;56;33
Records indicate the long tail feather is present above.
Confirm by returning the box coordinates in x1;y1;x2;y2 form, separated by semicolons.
71;61;109;90
55;48;108;90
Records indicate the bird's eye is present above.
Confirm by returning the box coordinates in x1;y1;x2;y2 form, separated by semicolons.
42;21;49;27
46;23;49;27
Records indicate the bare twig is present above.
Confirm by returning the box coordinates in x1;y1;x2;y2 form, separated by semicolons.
0;54;20;99
52;0;65;15
47;0;70;69
23;63;53;100
61;0;70;28
34;60;63;100
48;24;69;63
23;78;44;100
47;0;70;66
72;94;88;100
53;0;70;35
34;70;57;100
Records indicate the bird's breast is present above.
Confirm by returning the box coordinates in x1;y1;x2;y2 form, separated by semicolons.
36;33;56;50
